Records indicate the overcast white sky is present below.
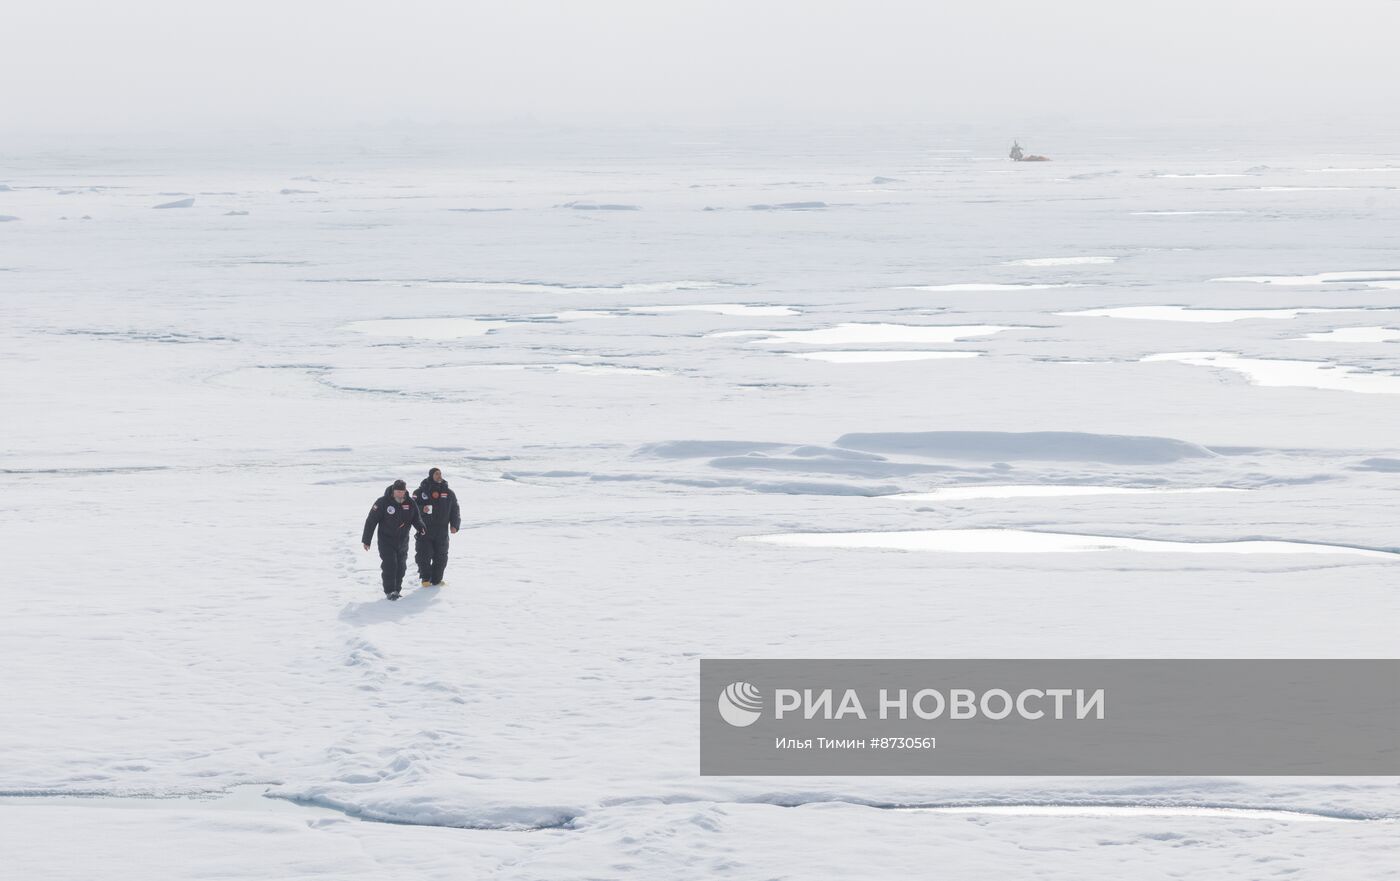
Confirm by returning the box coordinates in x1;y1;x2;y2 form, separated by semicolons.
6;0;1399;133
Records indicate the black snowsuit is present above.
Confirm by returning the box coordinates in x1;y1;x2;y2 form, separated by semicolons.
362;487;426;594
414;477;461;584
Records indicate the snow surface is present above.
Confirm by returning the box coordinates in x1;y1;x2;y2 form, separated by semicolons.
1061;306;1344;323
628;303;800;316
790;350;982;362
1143;352;1400;394
1003;256;1118;266
888;485;1241;501
1300;326;1400;342
343;318;504;339
713;323;1019;344
1244;186;1370;192
1214;270;1400;288
896;282;1082;291
746;528;1398;558
1308;166;1400;173
4;128;1400;879
1131;209;1249;216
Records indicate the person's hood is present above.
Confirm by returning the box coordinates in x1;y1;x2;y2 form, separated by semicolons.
419;476;450;492
383;485;410;503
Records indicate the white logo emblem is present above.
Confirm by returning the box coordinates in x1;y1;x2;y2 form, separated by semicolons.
718;681;763;727
387;505;396;514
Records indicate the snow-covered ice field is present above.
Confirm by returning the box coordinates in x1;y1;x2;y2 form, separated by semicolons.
3;127;1399;878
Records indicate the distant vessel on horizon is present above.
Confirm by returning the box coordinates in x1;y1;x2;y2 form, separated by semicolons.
1010;141;1050;162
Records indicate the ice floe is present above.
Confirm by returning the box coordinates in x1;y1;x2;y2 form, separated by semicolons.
1061;306;1341;323
835;431;1216;464
628;304;798;316
1213;270;1400;289
902;805;1362;822
790;351;982;363
1002;256;1117;266
534;310;619;321
341;318;502;339
1143;352;1400;394
1299;326;1400;343
631;439;975;481
713;324;1018;345
635;440;792;458
152;197;195;209
321;279;739;294
1131;210;1247;216
896;283;1082;291
0;785;340;819
888;485;1241;501
12;132;1400;875
558;201;640;210
1244;186;1367;192
489;363;667;377
745;529;1398;559
1306;167;1400;173
328;363;670;395
710;456;956;479
1353;457;1400;472
535;304;798;320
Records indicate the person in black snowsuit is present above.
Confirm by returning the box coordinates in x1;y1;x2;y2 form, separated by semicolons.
414;467;461;586
361;479;426;599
